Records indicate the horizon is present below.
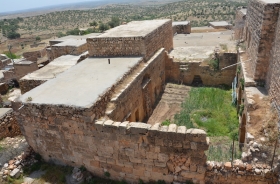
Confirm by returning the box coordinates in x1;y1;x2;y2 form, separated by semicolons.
0;0;102;13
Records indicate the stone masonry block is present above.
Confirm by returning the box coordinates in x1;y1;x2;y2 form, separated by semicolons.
186;129;207;142
167;124;177;139
158;125;169;139
103;120;114;132
119;121;129;134
95;120;104;132
129;122;151;135
149;123;160;136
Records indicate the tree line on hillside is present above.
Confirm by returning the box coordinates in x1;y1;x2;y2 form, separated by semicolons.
57;17;120;37
0;17;23;39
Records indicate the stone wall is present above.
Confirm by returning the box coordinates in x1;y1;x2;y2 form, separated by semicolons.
234;8;246;40
19;79;47;94
172;23;191;34
245;0;280;82
0;109;21;140
87;20;173;60
206;160;278;184
165;53;237;86
16;102;209;184
266;7;280;114
13;62;38;80
49;44;88;61
22;48;47;62
107;49;166;122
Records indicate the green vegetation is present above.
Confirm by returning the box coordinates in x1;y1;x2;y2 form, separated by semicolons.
209;58;219;70
0;17;22;39
162;119;171;126
205;137;242;162
108;17;120;28
220;44;228;52
174;87;238;137
2;51;19;59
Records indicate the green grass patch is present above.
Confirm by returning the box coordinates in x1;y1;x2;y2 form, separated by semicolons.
174;87;238;137
2;52;20;59
206;137;242;162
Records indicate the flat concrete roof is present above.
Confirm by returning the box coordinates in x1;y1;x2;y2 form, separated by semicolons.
14;60;33;65
91;19;170;38
0;108;12;118
19;56;142;107
170;46;215;62
209;21;232;27
172;21;190;26
21;55;80;81
240;8;247;15
261;0;280;4
50;33;102;42
53;39;87;47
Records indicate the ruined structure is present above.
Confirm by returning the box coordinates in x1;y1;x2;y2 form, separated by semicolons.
172;21;191;34
235;0;280;144
209;21;233;29
0;108;21;140
47;33;100;61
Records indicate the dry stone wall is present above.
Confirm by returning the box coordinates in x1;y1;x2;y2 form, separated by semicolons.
22;48;47;62
165;53;237;86
0;109;21;140
107;49;166;122
87;20;173;61
245;0;280;82
16;104;209;184
206;161;278;184
19;79;47;94
50;44;87;61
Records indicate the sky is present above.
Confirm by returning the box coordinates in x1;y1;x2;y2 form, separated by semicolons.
0;0;99;13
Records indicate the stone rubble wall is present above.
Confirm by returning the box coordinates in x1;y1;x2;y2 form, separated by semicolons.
172;24;191;34
16;104;209;184
266;7;280;115
0;110;21;140
107;49;166;122
245;0;280;82
165;53;237;86
87;20;173;61
19;79;47;94
205;160;278;184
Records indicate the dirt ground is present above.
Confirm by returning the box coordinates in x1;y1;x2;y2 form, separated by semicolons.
147;83;191;125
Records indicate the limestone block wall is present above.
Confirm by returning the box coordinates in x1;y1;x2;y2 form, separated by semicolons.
23;48;47;62
16;103;209;184
14;62;39;80
165;53;237;86
50;44;87;61
245;0;280;82
266;9;280;114
107;49;166;122
19;79;47;94
0;109;21;140
87;20;173;60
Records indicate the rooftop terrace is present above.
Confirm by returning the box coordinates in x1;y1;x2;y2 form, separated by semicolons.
91;19;170;38
19;57;142;108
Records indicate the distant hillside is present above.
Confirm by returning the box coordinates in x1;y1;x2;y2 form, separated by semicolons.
1;0;248;38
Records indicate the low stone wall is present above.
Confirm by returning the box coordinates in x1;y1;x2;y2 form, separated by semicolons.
16;103;209;184
19;79;46;94
0;109;21;140
23;48;47;62
206;160;278;184
165;53;237;86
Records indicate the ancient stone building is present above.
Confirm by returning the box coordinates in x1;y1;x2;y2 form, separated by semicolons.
46;33;100;61
234;7;247;40
235;0;280;144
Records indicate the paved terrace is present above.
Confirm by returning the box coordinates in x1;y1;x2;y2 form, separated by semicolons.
89;19;170;38
19;57;142;108
21;55;81;81
50;33;101;47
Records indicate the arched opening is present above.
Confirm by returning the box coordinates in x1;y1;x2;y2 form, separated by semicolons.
135;109;139;122
191;75;203;86
239;114;247;144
